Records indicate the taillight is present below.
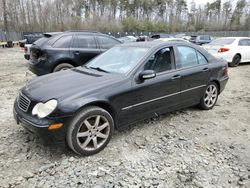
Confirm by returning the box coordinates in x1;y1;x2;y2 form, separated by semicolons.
24;47;27;53
223;66;228;76
218;48;230;53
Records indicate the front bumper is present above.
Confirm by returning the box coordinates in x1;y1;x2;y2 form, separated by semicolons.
13;99;70;145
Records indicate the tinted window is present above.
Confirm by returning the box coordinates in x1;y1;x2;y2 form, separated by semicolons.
34;37;50;46
200;36;205;40
97;36;120;49
144;47;173;73
239;39;250;46
197;51;208;64
177;46;199;68
72;35;97;48
53;35;72;48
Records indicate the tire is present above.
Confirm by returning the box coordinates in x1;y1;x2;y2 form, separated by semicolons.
67;106;114;156
53;63;74;72
199;82;219;110
228;54;241;67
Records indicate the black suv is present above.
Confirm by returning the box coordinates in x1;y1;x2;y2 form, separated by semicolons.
29;31;122;75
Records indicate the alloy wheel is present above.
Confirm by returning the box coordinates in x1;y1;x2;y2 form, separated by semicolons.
204;85;218;108
76;115;110;151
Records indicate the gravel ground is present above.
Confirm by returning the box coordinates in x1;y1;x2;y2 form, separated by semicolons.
0;48;250;188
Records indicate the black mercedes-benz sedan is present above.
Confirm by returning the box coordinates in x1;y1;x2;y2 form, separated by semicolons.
13;41;229;156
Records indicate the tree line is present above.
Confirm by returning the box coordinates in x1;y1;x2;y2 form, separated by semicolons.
0;0;249;33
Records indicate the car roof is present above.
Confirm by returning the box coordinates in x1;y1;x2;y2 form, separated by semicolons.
118;41;214;61
118;40;191;48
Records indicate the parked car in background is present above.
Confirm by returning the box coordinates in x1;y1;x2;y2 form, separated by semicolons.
118;36;137;43
20;34;43;47
14;41;229;156
189;35;212;45
24;44;32;60
203;37;250;67
20;34;44;60
151;33;174;39
29;31;122;75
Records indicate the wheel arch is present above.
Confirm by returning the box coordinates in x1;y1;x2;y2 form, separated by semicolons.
208;79;221;94
52;59;77;72
75;100;118;129
235;53;241;59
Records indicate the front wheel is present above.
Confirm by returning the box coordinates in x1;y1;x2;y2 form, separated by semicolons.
199;83;219;110
67;106;114;156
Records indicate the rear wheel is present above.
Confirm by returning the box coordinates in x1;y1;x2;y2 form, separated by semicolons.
229;54;241;67
67;106;114;156
53;63;74;72
199;82;219;110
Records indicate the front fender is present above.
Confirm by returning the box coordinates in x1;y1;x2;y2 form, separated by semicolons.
52;97;114;118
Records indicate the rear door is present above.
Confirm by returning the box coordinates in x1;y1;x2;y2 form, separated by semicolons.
70;34;100;66
176;45;210;106
96;35;121;53
238;39;250;62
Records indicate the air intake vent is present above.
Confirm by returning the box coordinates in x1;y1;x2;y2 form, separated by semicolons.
18;93;31;112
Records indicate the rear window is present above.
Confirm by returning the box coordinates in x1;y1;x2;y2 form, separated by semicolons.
97;36;121;49
33;37;49;46
210;38;235;45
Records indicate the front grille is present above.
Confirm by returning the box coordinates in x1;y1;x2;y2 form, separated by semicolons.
18;93;31;112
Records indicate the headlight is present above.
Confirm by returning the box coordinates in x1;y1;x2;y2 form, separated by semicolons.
32;99;57;118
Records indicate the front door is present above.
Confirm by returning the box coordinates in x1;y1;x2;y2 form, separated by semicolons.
120;47;181;124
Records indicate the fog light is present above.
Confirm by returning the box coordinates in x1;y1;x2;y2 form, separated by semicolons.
48;123;63;130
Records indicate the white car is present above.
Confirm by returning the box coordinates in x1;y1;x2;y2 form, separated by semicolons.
203;37;250;67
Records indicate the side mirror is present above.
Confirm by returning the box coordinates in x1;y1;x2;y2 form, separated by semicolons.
139;70;156;80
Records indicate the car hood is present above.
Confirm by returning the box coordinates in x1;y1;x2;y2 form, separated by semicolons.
22;68;124;102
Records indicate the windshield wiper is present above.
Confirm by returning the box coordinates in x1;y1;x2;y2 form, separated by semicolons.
89;66;109;73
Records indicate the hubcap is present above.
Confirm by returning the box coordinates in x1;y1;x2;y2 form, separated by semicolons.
76;115;110;151
204;85;217;108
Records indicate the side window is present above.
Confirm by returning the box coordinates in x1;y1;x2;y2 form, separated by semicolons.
52;35;72;48
72;35;97;48
200;36;205;40
144;47;173;73
97;36;120;49
197;51;208;64
238;39;249;46
177;46;199;68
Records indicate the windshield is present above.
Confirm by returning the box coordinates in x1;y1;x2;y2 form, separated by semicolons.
85;47;149;74
209;38;235;45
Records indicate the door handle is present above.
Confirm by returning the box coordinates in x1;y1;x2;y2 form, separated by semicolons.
74;51;80;55
202;67;209;72
172;74;181;80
